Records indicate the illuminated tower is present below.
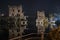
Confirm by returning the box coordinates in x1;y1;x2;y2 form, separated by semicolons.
36;11;48;40
8;5;28;39
36;11;46;33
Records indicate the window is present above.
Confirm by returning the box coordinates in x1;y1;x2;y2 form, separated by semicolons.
23;22;25;24
21;21;27;25
16;14;20;16
18;10;20;12
21;19;24;21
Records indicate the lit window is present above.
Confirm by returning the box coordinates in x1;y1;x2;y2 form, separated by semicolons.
16;14;20;16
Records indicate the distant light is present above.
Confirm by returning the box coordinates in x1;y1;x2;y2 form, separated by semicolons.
1;14;4;16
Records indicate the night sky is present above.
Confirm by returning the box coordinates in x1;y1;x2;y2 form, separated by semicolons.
0;0;60;16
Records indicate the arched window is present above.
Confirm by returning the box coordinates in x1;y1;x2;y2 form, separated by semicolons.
18;10;20;12
16;14;20;16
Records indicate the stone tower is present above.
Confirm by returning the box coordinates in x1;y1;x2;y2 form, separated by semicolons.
36;11;48;33
8;5;28;39
37;11;45;19
8;5;24;16
36;11;45;33
36;11;47;40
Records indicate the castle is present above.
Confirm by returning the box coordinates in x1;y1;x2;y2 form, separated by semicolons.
8;5;28;38
7;5;57;40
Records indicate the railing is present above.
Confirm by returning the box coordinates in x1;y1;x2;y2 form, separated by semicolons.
9;33;49;40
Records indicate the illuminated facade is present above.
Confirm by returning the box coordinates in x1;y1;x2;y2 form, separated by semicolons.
36;11;48;33
8;5;28;38
36;11;44;33
8;5;24;16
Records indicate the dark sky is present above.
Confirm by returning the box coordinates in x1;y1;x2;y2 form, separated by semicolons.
0;0;7;15
0;0;60;16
